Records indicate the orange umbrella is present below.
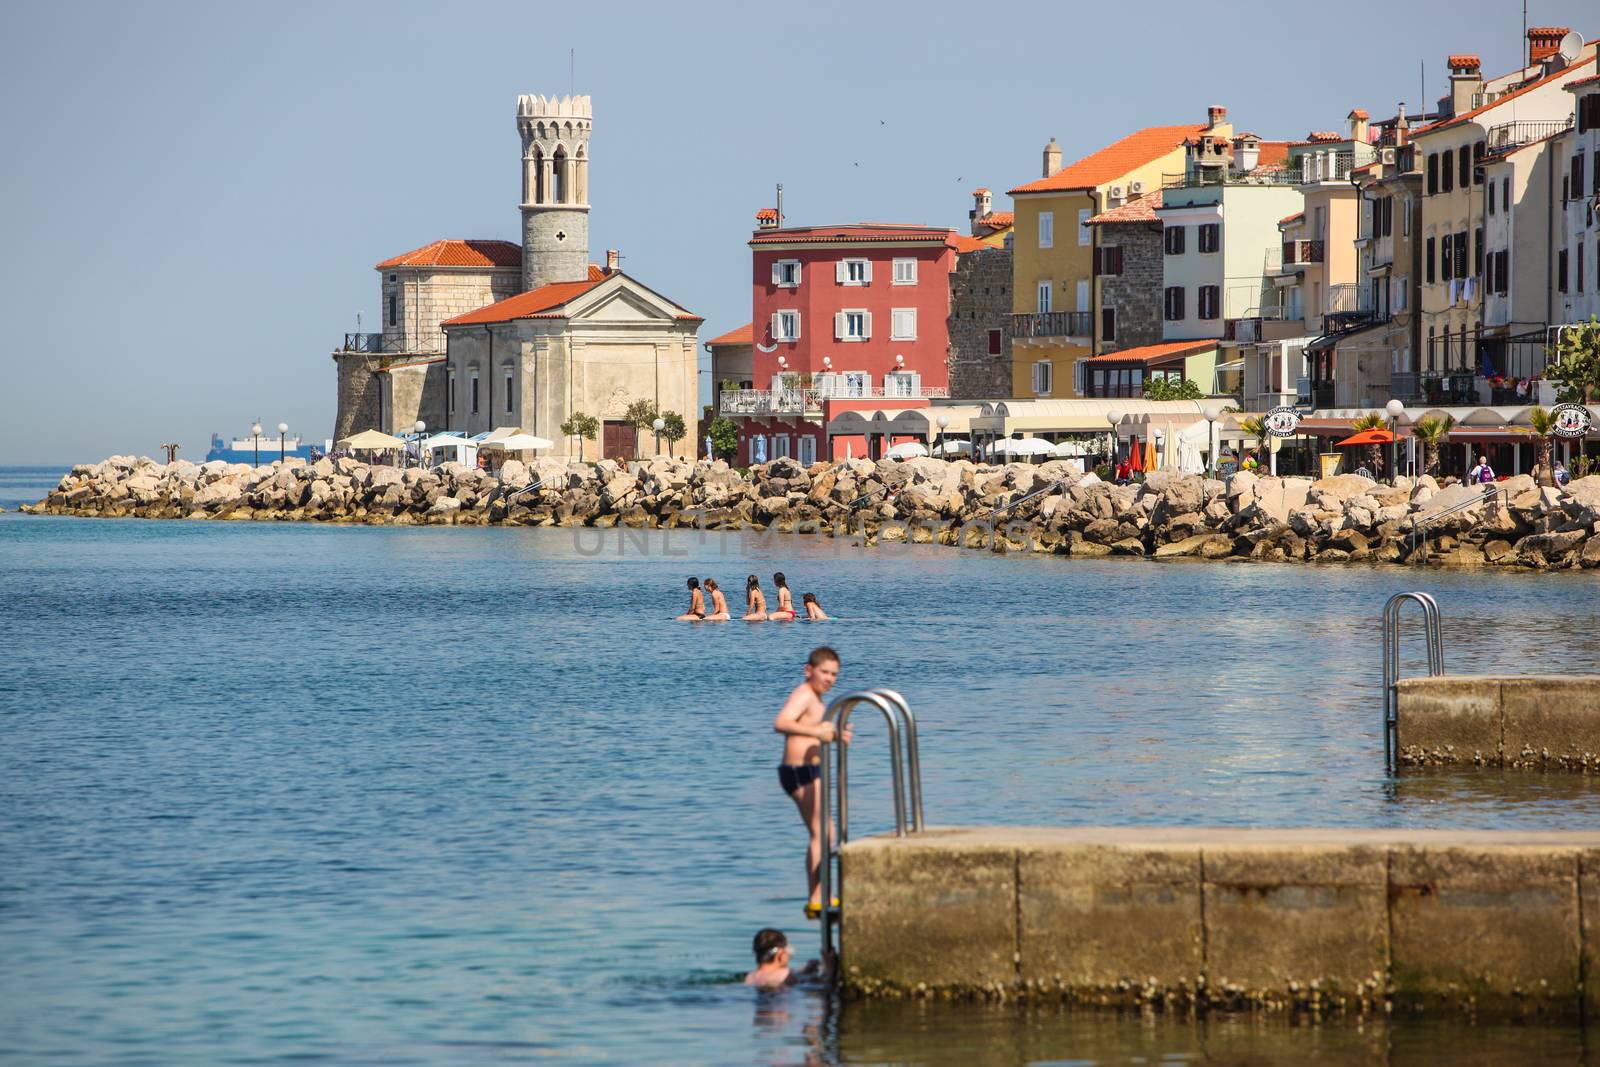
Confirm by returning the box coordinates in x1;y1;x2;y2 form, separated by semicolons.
1127;434;1143;472
1144;435;1159;471
1336;428;1395;446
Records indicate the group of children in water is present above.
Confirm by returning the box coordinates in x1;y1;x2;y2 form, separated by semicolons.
676;573;829;622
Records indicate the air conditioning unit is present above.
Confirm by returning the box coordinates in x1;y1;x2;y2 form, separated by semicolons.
1380;147;1395;165
1108;185;1124;201
1129;180;1146;195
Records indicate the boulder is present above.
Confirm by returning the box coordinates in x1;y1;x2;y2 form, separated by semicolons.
499;459;531;488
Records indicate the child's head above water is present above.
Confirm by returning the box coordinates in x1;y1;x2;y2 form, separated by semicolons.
752;928;789;965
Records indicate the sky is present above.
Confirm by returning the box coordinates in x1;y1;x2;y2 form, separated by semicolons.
2;0;1594;464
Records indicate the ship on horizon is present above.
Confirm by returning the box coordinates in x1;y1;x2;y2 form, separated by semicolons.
205;431;330;465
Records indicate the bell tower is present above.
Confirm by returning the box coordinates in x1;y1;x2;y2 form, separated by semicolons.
517;93;591;291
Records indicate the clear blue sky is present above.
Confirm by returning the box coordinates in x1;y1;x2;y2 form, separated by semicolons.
2;0;1592;463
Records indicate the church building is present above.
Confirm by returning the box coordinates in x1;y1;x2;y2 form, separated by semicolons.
332;94;702;460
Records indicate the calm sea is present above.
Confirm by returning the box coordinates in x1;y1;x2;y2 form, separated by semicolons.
4;467;1600;1065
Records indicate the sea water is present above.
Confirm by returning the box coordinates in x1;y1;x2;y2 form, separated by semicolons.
3;490;1600;1065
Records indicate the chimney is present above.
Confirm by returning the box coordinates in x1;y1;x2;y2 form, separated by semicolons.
605;248;620;273
1042;138;1062;178
1528;26;1568;66
1207;105;1228;130
1393;103;1409;147
755;207;780;230
1446;54;1483;117
969;187;993;235
1347;108;1370;143
1234;134;1261;172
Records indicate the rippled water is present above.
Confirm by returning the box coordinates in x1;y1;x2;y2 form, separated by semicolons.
3;491;1600;1065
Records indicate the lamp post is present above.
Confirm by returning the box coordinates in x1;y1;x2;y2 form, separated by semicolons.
1385;399;1405;485
413;420;426;468
935;413;949;459
652;416;665;456
277;422;288;463
251;422;262;468
1202;405;1221;478
1105;409;1123;475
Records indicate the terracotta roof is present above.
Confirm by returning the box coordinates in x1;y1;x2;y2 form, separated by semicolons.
1084;340;1215;365
442;265;609;326
1447;54;1482;69
755;208;779;221
951;234;998;252
1348;108;1370;119
1418;56;1596;134
973;187;991;195
1306;131;1342;142
1009;125;1204;194
749;224;955;245
1255;141;1290;168
1279;211;1305;225
1087;190;1164;224
1567;72;1600;89
375;239;522;270
706;323;753;347
976;211;1013;228
1529;26;1569;35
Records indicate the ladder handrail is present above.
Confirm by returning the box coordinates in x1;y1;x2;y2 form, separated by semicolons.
504;477;545;507
1409;485;1507;560
868;688;923;832
1382;591;1444;767
989;478;1067;520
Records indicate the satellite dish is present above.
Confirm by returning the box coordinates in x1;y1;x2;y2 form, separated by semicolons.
1558;30;1584;64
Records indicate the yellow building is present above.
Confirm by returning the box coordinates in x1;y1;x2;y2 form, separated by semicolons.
1007;109;1228;398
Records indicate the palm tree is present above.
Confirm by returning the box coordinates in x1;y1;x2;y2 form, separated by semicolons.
1350;412;1386;473
1411;415;1456;477
1239;416;1268;473
1527;405;1554;476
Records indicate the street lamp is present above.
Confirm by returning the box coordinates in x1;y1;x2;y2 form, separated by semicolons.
1202;405;1222;478
1385;399;1405;484
935;413;949;458
1105;409;1123;474
251;422;262;467
277;422;289;463
652;416;665;456
413;420;426;468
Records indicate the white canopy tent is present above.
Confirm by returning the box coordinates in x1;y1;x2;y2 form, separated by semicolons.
420;433;476;466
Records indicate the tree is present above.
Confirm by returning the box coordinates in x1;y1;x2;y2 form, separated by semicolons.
659;411;687;457
623;399;660;458
1411;414;1455;477
1350;411;1386;473
1527;405;1554;473
707;416;740;462
1546;316;1600;404
560;411;599;463
1142;377;1205;401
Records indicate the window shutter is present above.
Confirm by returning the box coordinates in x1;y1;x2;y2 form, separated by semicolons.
771;262;782;286
836;261;847;284
791;314;800;341
1092;247;1102;276
771;312;783;340
834;312;846;339
1031;363;1041;393
909;372;921;396
861;311;872;339
1176;287;1185;320
861;260;873;284
1076;280;1089;313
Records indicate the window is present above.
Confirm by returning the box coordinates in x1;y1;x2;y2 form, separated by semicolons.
1198;285;1220;320
1031;360;1053;395
1038;211;1054;248
1557;248;1569;292
1474;227;1483;278
1094;245;1124;276
1425;236;1435;283
1078;208;1091;245
1493;251;1509;296
773;435;791;459
1455;230;1468;279
772;259;801;287
987;329;1002;355
470;373;480;415
1394;276;1409;312
504;369;514;413
1402;197;1411;236
1164;225;1186;255
1427;326;1436;371
1313;206;1326;239
1426;153;1438;195
1441;234;1454;281
836;310;870;340
1458;145;1470;188
448;372;456;414
771;310;800;341
892;258;917;285
1576;154;1587;203
837;259;870;285
1101;306;1116;342
1076;279;1090;313
1164;286;1185;321
890;308;917;340
1198;223;1220;253
886;372;918;397
1473;141;1484;184
1442;156;1453;193
387;292;396;327
1488;181;1496;215
1580;241;1587;294
1036;281;1052;312
1502;176;1510;211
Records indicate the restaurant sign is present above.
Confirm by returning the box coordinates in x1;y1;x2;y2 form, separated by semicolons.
1263;405;1302;438
1551;403;1592;439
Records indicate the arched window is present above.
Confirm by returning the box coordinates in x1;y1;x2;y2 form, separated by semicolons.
532;146;545;204
553;147;568;203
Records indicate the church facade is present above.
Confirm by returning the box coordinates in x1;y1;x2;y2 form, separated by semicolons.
331;94;701;460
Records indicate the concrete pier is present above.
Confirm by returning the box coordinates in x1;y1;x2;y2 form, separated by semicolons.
839;826;1600;1016
1397;675;1600;769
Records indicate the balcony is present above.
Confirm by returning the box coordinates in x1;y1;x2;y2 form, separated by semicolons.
1389;371;1421;402
337;333;428;354
1011;311;1092;339
1162;168;1299;189
1298;153;1356;184
1281;240;1325;267
719;383;949;417
1485;117;1572;150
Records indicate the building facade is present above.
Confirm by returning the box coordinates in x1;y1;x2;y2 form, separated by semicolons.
1557;72;1600;327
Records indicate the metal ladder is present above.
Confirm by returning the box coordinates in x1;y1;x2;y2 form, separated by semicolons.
503;477;544;508
817;688;925;959
1408;485;1507;561
1382;591;1444;768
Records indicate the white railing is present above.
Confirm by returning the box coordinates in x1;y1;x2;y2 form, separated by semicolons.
719;385;948;415
1299;152;1355;184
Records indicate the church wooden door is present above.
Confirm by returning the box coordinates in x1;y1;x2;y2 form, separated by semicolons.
603;420;637;460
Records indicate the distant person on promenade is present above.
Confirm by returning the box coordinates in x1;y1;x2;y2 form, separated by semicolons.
676;577;706;621
744;928;834;988
704;578;731;621
1531;456;1556;488
1469;455;1496;484
802;593;828;621
769;573;796;620
773;647;850;919
743;575;769;621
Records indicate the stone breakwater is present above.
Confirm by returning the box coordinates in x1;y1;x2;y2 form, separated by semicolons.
23;453;1600;568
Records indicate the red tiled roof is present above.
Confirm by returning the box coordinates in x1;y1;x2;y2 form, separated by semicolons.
749;224;955;245
951;234;996;252
1088;190;1164;224
1529;26;1569;35
1447;54;1482;69
1348;108;1370;119
1280;211;1305;224
1418;55;1596;134
375;239;522;270
706;323;753;347
442;265;609;326
1083;340;1215;365
976;211;1013;228
755;208;780;221
973;186;991;195
1255;141;1290;168
1009;125;1204;194
1306;131;1342;142
1567;72;1600;89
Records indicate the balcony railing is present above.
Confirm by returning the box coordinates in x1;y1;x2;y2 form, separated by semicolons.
1162;168;1299;189
1225;317;1261;343
719;384;949;416
1298;152;1355;184
1389;371;1421;402
1011;311;1092;339
1485;117;1573;150
338;332;432;354
1282;240;1325;266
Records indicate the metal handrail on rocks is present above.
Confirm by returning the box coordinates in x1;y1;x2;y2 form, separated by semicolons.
988;478;1067;520
503;477;544;508
1408;484;1508;561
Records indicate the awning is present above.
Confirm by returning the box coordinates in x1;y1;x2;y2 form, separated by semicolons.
1082;340;1216;366
1213;360;1244;372
337;429;407;450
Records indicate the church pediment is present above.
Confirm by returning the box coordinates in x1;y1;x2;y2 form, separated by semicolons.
565;274;693;325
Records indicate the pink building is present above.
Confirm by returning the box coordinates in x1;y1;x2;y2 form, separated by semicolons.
720;218;957;464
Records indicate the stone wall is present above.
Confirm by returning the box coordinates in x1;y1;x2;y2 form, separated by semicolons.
382;267;522;354
1397;674;1600;769
841;825;1600;1015
947;246;1012;399
333;351;382;442
1097;221;1162;353
522;207;591;290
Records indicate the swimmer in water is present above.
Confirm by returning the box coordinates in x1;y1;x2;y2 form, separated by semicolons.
773;647;850;918
802;593;828;621
704;578;731;621
675;577;706;621
769;572;796;620
744;927;833;988
742;575;768;621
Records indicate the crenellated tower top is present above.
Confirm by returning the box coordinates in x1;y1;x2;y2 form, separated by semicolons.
517;93;592;290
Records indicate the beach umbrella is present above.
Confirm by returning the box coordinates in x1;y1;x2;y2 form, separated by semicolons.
885;441;928;460
1144;435;1159;471
1162;423;1178;470
337;429;407;451
1335;428;1395;446
1052;439;1089;457
1127;434;1143;472
935;439;973;456
481;433;555;451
